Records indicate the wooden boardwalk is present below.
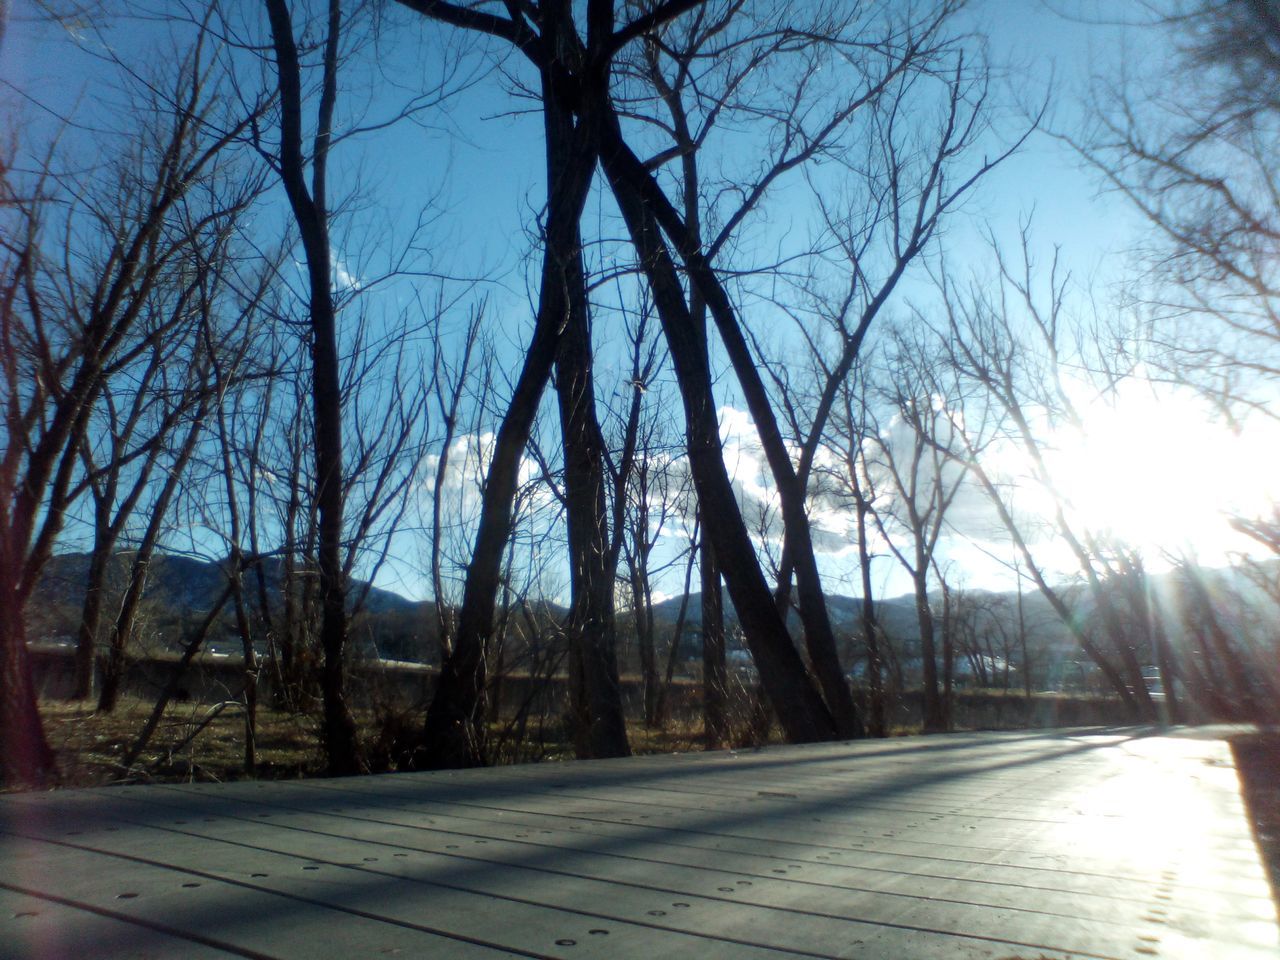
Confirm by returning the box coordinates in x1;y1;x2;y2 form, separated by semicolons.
2;727;1276;959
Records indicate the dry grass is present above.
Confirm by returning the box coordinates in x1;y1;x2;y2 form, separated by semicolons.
35;695;774;790
33;689;1108;792
41;697;324;788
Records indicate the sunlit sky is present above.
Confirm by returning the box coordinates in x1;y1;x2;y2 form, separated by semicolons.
3;1;1276;604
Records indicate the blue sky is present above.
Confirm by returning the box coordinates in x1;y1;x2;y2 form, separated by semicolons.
9;1;1265;606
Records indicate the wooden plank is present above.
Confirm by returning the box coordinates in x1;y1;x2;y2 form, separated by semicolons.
0;830;529;960
0;885;247;960
0;794;1029;959
144;780;1184;915
0;728;1275;960
93;790;1239;959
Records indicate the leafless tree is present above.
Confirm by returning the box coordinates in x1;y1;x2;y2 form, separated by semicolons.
950;588;1038;694
71;337;212;702
602;299;670;728
0;28;257;786
607;0;1033;741
934;232;1163;718
1075;1;1280;545
860;327;975;731
260;0;366;774
395;0;649;767
425;304;484;661
824;365;891;736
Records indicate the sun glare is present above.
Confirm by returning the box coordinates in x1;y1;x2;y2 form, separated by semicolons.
1033;380;1279;558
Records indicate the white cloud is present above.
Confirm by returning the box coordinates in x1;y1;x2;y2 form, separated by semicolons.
331;252;364;292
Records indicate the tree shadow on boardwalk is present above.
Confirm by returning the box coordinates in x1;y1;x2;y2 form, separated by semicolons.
1231;729;1280;919
2;726;1239;960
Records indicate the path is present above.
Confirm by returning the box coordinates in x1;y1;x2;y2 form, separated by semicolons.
2;727;1275;959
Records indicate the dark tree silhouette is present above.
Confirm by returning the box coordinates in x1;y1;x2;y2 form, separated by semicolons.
0;30;255;786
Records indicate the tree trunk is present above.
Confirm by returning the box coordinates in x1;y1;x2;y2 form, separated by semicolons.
1151;603;1182;724
655;532;698;726
72;538;112;700
278;435;305;709
913;567;944;733
1017;576;1032;700
96;553;151;715
310;198;360;777
0;580;56;787
419;334;563;768
701;534;728;749
855;496;886;737
599;117;837;745
227;576;258;774
554;243;629;760
939;578;954;730
419;29;601;767
631;552;658;729
264;0;362;777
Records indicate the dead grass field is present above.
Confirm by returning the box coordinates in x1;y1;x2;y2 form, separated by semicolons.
30;689;1135;790
35;697;732;789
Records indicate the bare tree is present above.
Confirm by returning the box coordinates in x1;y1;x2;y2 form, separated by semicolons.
395;0;645;768
608;0;1027;740
859;327;974;731
604;300;671;729
71;338;207;702
830;365;890;736
0;29;256;786
1077;1;1280;524
389;0;1025;748
260;0;365;774
425;304;484;661
934;233;1163;718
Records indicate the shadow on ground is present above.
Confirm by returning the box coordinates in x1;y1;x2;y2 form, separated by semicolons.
1231;729;1280;919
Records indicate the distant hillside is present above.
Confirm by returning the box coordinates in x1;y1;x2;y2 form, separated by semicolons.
28;551;1275;679
26;552;1066;670
33;552;418;616
26;552;438;663
645;589;921;640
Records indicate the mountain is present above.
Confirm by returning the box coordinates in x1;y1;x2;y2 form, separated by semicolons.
28;551;1276;678
648;588;921;636
33;552;418;616
26;552;438;663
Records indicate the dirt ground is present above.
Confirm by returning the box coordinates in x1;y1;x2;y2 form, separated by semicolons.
1230;730;1280;918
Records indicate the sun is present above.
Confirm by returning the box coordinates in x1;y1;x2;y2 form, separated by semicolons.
1033;379;1279;559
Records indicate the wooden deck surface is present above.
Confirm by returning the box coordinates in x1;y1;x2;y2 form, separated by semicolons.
2;727;1276;959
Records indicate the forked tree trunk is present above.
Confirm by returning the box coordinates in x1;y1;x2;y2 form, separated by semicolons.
600;116;837;745
418;19;602;767
554;240;629;760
